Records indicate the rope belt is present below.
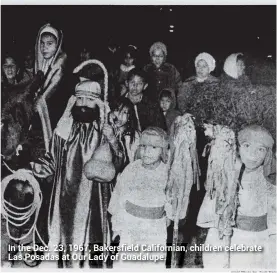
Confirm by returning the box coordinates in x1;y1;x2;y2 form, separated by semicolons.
236;214;267;232
125;200;165;219
1;169;47;247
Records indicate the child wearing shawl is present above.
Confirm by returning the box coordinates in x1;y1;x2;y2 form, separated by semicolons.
108;127;172;269
197;125;276;269
33;24;67;149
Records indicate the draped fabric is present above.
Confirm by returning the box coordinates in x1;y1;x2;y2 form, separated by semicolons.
31;121;118;268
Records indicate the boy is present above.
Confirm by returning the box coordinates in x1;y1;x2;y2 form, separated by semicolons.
159;88;181;133
124;68;166;132
108;127;172;269
34;24;67;151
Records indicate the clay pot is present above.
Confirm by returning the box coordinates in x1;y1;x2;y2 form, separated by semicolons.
84;143;115;183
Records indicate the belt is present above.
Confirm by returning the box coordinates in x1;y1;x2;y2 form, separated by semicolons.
236;214;267;232
125;200;165;219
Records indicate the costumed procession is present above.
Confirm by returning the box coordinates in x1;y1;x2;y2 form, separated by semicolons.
1;6;276;270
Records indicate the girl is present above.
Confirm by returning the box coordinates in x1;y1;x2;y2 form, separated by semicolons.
2;54;32;89
108;127;171;269
197;125;276;269
109;97;140;171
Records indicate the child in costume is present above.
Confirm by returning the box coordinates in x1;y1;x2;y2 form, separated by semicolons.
197;125;276;269
108;127;172;268
34;24;67;149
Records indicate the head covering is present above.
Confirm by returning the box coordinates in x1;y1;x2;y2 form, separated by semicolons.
238;125;274;149
238;125;274;180
35;24;63;74
75;81;101;99
223;53;243;79
40;25;59;40
139;127;169;163
195;52;216;73
149;42;167;57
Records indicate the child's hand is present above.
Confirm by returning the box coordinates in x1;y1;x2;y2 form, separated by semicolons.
166;217;171;227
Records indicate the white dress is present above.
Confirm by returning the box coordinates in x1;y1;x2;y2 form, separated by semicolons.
197;166;276;269
108;159;169;269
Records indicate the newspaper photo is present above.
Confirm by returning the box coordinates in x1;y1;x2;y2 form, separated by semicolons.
1;4;276;272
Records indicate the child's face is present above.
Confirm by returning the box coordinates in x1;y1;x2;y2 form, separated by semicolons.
239;141;267;170
3;57;17;80
128;75;146;96
124;53;134;67
160;97;172;112
196;59;209;79
140;144;162;166
111;105;129;128
151;48;165;68
40;35;58;59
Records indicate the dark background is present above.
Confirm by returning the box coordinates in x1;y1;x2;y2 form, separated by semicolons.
1;5;276;78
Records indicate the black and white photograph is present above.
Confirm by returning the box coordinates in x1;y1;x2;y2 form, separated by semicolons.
1;4;276;271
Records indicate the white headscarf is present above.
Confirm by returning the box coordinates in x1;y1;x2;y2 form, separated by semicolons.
195;52;216;73
223;53;243;79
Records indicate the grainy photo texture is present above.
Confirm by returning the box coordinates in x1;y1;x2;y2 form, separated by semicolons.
1;5;276;271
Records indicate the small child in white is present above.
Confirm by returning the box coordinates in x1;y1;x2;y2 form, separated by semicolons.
108;127;171;268
197;125;276;269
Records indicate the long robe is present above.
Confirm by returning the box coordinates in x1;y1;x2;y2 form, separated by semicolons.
197;166;276;269
108;159;170;269
31;121;122;268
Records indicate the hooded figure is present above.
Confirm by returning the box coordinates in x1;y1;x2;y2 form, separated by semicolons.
221;53;251;85
197;125;276;269
34;24;67;151
30;80;123;268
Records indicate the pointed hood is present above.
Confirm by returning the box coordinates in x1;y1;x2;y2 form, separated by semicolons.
35;24;63;74
223;53;243;79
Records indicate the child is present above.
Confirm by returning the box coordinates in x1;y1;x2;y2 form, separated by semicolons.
144;42;182;103
116;45;137;96
159;88;181;133
34;23;67;149
124;68;167;131
109;97;140;171
2;54;32;89
108;127;171;268
197;125;276;269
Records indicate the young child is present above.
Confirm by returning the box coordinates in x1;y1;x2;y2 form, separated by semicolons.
108;127;171;268
109;97;140;171
197;125;276;269
159;88;181;133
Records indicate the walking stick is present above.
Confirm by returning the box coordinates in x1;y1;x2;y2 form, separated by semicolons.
80;60;114;269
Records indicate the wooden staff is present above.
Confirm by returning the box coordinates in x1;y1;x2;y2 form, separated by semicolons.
79;59;111;268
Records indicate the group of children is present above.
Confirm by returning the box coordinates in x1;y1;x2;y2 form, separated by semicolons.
1;23;276;270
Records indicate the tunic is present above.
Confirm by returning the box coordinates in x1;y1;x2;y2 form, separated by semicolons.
108;159;170;269
197;166;276;269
